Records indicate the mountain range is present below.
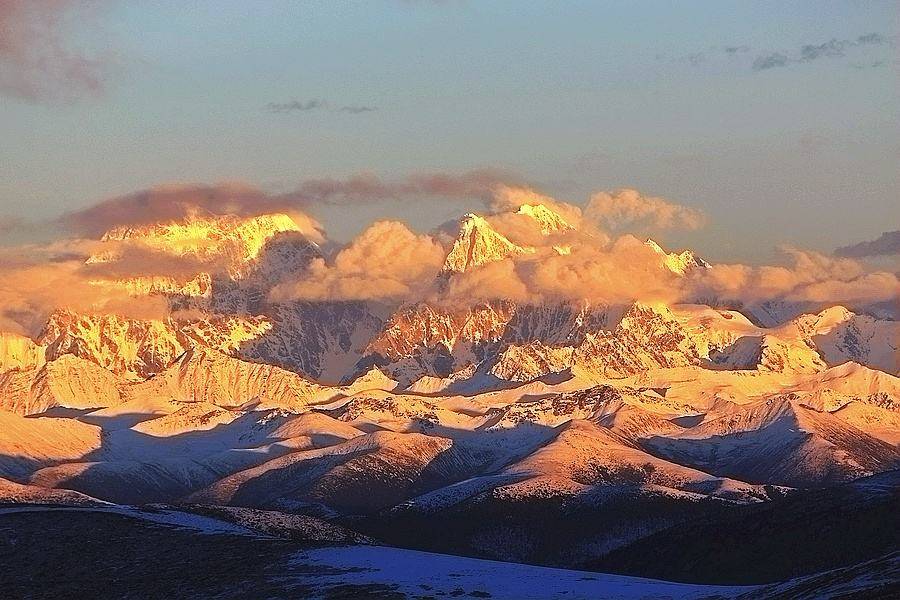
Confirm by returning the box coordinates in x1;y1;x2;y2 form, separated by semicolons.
0;201;897;589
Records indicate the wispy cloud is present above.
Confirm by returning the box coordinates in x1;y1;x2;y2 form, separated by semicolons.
339;104;378;114
265;99;378;114
0;0;112;103
56;169;520;237
676;34;888;74
850;60;885;70
751;52;790;71
265;99;327;113
835;231;900;258
752;33;886;71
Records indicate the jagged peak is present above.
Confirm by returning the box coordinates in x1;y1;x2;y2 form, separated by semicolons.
441;213;533;274
43;307;169;329
619;300;676;322
757;334;826;374
516;203;573;235
645;238;665;254
645;238;710;275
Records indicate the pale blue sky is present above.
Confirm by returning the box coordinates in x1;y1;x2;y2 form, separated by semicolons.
1;1;897;262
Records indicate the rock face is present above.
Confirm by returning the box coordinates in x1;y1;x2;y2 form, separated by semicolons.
487;303;706;383
571;303;701;379
38;309;272;380
490;342;574;382
5;206;895;394
37;213;382;383
238;301;385;383
357;299;617;384
1;202;899;593
708;334;827;374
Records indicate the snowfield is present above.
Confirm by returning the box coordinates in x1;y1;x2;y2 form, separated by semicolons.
295;545;754;599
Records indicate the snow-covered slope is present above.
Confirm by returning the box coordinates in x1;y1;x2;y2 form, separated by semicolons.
189;430;467;512
493;419;769;503
645;397;899;486
297;544;753;600
0;332;45;372
791;306;899;374
0;354;122;415
122;347;332;411
516;203;573;234
0;205;897;556
0;412;102;480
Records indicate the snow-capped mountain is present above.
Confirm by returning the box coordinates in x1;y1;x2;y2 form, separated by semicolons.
441;213;533;274
0;203;897;582
645;239;710;275
516;203;573;234
95;212;311;277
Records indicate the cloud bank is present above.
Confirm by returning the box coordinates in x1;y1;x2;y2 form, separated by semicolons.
0;173;896;335
583;189;706;232
271;220;445;302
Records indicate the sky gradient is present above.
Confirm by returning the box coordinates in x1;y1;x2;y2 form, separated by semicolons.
1;1;898;263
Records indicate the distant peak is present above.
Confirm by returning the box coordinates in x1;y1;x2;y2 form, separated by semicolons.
645;238;710;275
516;203;573;235
441;213;533;274
91;212;312;281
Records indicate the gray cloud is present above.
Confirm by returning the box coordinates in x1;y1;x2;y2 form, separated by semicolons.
675;44;750;66
851;60;885;70
835;231;900;258
266;99;377;114
752;53;790;71
753;33;886;71
339;104;377;114
266;99;327;113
